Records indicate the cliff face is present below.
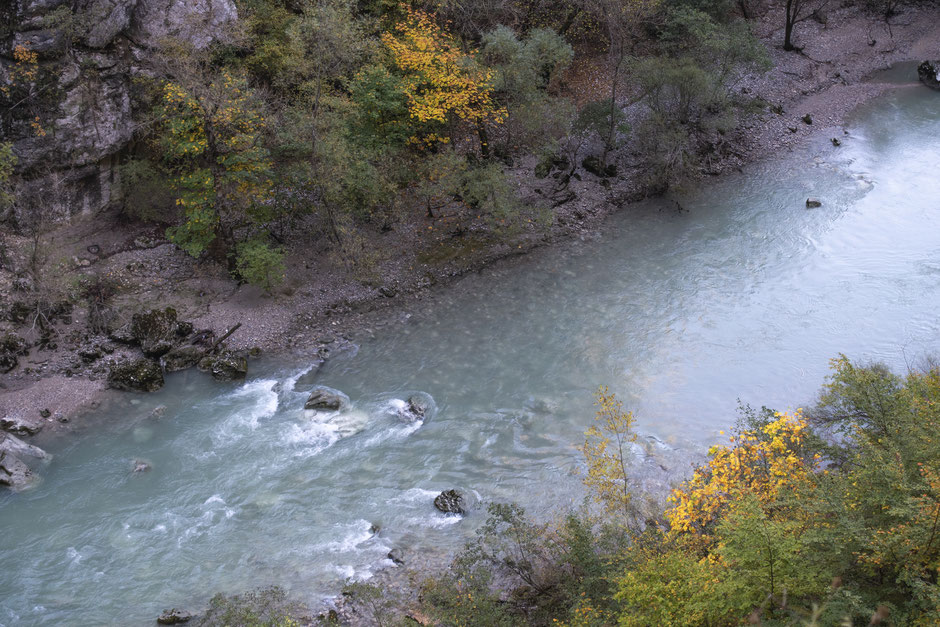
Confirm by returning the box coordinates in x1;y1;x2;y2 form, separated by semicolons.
1;0;237;229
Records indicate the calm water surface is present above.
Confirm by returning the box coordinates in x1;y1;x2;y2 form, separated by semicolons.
2;84;939;625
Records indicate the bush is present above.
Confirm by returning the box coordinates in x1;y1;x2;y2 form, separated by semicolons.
236;239;286;292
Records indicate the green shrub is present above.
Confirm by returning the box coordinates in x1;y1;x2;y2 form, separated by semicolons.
236;239;286;292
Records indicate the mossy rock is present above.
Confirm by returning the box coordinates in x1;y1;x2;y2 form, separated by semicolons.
130;308;178;357
107;358;164;392
162;346;204;373
198;350;247;382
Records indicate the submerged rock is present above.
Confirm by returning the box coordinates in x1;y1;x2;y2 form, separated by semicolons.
434;489;465;515
806;198;822;208
304;386;349;411
0;451;33;491
133;459;152;473
157;608;193;624
107;358;165;392
918;60;940;90
387;548;405;565
198;351;248;381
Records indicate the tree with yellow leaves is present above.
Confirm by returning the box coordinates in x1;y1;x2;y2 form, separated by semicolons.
378;7;503;154
581;386;637;520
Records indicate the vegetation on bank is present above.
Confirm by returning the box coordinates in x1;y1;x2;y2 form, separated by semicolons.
3;0;786;291
328;356;940;626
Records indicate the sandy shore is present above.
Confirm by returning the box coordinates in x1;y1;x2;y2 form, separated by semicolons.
1;1;939;441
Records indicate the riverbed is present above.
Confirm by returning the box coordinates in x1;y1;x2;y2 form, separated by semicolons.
2;81;939;626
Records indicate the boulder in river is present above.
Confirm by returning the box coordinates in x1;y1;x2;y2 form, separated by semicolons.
0;432;48;460
133;459;152;473
198;351;248;382
157;608;193;624
304;386;349;411
806;198;822;208
107;358;165;392
387;548;405;565
0;451;33;491
434;489;465;515
918;60;940;90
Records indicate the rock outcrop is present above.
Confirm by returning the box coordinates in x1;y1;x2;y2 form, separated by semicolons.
2;0;237;227
0;450;33;490
919;60;940;90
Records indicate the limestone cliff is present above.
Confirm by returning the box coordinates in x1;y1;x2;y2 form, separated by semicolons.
0;0;237;228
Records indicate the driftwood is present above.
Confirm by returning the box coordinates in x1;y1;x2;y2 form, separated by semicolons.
207;323;241;354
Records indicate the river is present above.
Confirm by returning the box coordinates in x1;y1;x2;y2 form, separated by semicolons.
1;77;939;626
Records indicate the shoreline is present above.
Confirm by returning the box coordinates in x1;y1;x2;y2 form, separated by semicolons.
0;3;937;456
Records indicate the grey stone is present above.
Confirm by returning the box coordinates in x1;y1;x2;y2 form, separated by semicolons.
0;431;49;460
0;414;44;436
806;198;822;208
304;386;349;411
130;0;238;49
0;451;33;490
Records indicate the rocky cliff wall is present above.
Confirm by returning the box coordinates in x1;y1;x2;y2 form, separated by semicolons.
0;0;237;229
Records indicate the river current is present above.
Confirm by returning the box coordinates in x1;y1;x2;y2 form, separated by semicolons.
2;79;939;625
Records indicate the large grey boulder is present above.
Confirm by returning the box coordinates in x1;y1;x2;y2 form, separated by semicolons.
0;451;34;491
919;60;940;90
0;413;44;436
304;386;349;411
108;358;165;392
83;0;140;48
0;432;49;460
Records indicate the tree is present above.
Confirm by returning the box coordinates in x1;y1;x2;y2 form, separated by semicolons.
380;7;504;154
782;0;827;51
581;386;637;520
151;44;274;262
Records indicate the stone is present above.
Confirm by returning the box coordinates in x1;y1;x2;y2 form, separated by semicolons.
806;198;822;208
0;333;30;373
802;114;813;125
0;451;33;491
107;358;165;392
157;608;194;624
304;386;349;411
109;323;137;344
831;137;841;146
387;548;405;565
133;459;151;473
130;307;179;357
433;489;465;515
0;432;49;460
39;408;51;419
162;346;204;372
918;60;940;90
197;350;247;381
0;414;44;436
